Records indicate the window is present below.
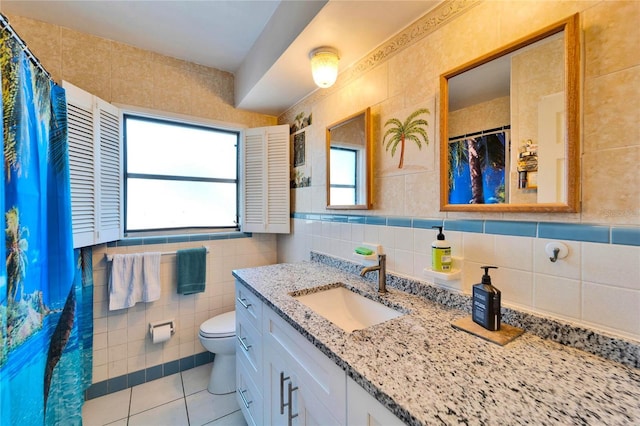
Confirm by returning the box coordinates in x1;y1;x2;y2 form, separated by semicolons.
124;115;239;232
329;147;358;205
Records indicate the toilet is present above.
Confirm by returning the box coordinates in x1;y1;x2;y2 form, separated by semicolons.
198;310;236;394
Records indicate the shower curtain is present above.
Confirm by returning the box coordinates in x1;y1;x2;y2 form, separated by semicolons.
1;24;93;425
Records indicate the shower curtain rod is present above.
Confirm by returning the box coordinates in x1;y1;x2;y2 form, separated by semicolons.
0;13;52;81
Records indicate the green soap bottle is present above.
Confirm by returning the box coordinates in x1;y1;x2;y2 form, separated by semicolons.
431;226;452;272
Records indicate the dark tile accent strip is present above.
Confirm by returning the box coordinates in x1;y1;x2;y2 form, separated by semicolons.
444;219;484;233
179;356;195;371
85;381;108;400
347;216;366;224
109;231;252;248
538;222;609;243
611;227;640;246
365;216;386;225
164;360;180;376
412;219;443;229
127;370;146;388
146;365;163;382
107;375;127;393
291;212;639;247
84;352;213;401
484;220;537;237
387;217;412;228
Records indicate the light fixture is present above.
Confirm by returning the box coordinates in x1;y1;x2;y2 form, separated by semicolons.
309;47;340;88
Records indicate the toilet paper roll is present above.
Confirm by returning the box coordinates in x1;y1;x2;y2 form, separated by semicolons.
151;324;172;344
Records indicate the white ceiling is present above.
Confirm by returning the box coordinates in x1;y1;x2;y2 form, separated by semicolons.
2;0;441;116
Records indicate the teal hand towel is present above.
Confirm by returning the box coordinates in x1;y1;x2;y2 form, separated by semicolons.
177;248;207;295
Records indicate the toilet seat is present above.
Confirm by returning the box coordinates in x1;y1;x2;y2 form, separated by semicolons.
199;311;235;338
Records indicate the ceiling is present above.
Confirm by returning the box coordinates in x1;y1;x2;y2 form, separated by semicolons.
2;0;442;116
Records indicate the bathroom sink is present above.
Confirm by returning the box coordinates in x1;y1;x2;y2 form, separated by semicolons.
292;285;404;333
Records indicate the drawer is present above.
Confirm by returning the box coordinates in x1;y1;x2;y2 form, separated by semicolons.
264;309;346;417
236;306;262;376
237;353;263;426
235;280;262;330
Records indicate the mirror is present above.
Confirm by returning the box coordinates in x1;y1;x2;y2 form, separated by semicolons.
326;108;372;209
440;14;580;212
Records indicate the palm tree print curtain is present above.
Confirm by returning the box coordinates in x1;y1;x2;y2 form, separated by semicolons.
1;24;93;425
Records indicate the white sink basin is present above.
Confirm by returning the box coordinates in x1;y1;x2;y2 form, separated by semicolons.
292;285;404;333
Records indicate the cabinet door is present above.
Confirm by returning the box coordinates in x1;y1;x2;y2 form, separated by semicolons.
237;352;263;426
346;377;404;426
296;385;344;426
264;344;291;426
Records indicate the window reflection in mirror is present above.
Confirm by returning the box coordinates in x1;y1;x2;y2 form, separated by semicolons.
326;108;372;209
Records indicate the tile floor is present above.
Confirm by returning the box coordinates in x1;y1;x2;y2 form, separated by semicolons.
82;363;248;426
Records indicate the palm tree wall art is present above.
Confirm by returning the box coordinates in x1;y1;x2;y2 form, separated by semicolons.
382;108;430;169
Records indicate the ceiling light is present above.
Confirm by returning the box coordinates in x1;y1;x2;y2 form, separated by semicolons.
309;47;340;89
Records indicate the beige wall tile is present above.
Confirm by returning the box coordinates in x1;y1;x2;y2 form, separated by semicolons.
583;0;640;79
583;66;640;152
582;146;640;225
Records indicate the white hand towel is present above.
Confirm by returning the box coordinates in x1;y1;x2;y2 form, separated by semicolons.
141;252;161;302
109;252;161;310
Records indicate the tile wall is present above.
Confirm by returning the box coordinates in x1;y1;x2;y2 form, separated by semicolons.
91;233;277;387
278;1;640;342
279;217;640;341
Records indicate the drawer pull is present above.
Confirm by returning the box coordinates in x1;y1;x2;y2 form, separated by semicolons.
237;296;252;310
279;372;291;415
238;388;252;409
287;381;299;426
237;335;252;352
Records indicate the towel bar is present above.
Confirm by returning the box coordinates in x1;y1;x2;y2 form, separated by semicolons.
105;246;209;262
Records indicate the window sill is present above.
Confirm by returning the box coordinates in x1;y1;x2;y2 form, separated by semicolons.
107;231;251;247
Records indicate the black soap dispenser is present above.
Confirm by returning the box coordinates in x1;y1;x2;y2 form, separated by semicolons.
472;266;501;331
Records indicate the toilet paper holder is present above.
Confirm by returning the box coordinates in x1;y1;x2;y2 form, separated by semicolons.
149;319;175;337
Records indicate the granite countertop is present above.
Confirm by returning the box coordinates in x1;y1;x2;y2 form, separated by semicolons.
232;261;640;425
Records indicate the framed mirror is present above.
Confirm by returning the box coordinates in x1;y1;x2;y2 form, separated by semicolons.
326;108;372;209
440;14;580;212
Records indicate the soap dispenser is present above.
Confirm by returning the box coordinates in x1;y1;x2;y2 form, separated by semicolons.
472;266;501;331
431;226;451;272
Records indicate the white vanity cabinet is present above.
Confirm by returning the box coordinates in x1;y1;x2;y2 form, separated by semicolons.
263;307;346;426
346;377;405;426
235;284;264;426
235;280;403;426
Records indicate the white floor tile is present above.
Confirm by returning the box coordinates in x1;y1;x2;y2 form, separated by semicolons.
182;363;212;396
130;373;184;415
81;388;131;426
128;398;189;426
186;390;240;426
206;410;247;426
105;420;127;426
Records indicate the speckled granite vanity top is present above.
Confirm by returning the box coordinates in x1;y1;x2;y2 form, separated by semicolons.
232;261;640;425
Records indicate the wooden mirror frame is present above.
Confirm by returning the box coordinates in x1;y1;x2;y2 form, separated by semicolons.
326;108;373;209
439;14;580;213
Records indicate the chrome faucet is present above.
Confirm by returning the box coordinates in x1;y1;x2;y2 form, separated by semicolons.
359;254;387;294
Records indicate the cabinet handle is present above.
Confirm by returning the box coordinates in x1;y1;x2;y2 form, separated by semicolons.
279;372;290;415
237;335;252;352
238;388;252;409
237;296;252;309
287;381;299;426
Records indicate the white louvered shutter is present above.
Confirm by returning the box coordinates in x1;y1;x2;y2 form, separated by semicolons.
65;82;97;248
242;125;290;233
64;81;122;247
96;99;122;243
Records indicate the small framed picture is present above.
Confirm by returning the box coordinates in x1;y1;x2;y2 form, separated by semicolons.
293;131;305;167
